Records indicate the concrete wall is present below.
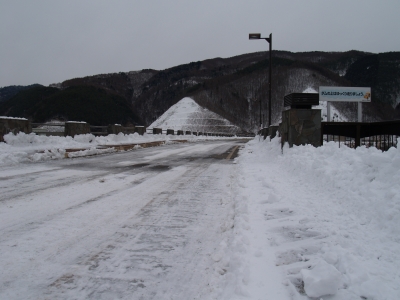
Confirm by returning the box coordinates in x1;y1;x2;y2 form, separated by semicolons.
134;126;146;135
122;126;136;134
107;124;123;135
153;128;162;134
280;109;321;147
65;122;90;137
269;126;279;139
0;117;32;142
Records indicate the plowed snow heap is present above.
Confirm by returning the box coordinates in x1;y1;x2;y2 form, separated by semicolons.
149;97;242;135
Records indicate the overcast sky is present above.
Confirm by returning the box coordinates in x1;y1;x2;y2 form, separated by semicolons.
1;0;399;87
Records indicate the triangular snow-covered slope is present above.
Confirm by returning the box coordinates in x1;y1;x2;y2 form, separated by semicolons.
302;87;348;122
149;97;241;134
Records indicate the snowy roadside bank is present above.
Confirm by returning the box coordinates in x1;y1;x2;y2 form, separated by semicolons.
0;132;239;166
230;137;400;299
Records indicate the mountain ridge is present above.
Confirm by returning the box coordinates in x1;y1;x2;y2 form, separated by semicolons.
1;50;399;132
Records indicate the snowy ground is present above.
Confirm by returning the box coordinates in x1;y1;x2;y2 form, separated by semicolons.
1;133;399;299
231;137;400;299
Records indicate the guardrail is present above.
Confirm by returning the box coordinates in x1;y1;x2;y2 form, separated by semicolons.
90;125;108;136
31;123;65;136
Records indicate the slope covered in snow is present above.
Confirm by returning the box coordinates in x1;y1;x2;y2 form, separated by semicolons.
302;87;348;122
149;97;242;134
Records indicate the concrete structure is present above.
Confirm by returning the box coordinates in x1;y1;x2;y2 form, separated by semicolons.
65;121;90;137
166;129;174;135
107;124;123;135
0;117;32;142
122;126;136;134
268;126;279;139
134;126;146;135
153;128;162;134
261;128;268;139
280;109;321;148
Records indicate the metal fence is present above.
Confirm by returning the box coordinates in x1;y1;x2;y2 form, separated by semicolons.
321;120;400;151
89;126;108;136
323;134;398;150
31;123;65;136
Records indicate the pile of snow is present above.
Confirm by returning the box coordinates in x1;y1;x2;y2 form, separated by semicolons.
149;97;242;134
300;260;342;298
0;131;236;166
229;137;400;299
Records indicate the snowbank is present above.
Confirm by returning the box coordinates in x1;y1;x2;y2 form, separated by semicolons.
0;132;236;166
231;137;400;299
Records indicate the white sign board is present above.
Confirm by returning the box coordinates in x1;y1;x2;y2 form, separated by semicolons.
319;86;371;102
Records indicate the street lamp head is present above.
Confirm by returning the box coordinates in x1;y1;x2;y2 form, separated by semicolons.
249;33;261;40
266;33;272;43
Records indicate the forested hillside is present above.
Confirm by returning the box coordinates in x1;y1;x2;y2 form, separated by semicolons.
0;85;142;125
0;84;41;103
344;52;400;108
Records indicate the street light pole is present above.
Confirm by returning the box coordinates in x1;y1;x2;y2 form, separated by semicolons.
259;95;262;128
268;33;272;127
249;33;272;127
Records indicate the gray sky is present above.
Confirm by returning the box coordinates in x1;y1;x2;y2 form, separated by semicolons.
1;0;399;87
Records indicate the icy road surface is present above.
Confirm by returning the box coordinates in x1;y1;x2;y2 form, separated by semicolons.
0;140;248;300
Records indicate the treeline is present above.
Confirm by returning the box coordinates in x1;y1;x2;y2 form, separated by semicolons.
0;85;142;125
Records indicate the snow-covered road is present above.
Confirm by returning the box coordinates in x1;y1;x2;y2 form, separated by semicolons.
0;141;247;300
2;136;399;300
